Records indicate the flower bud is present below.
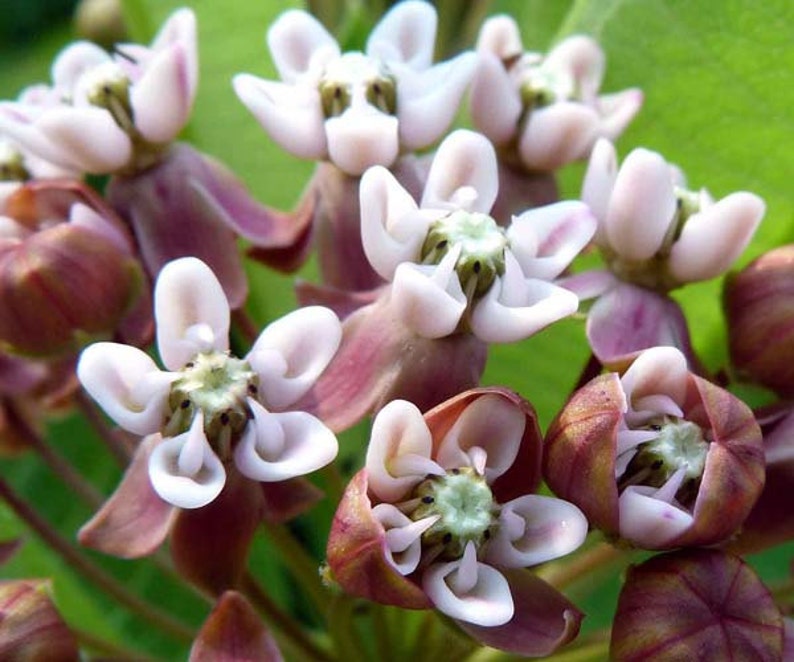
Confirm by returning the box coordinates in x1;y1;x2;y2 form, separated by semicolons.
544;346;765;549
610;549;783;661
724;244;794;396
0;181;144;356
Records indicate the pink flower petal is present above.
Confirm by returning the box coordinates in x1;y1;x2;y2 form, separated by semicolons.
77;342;173;436
605;147;677;260
668;192;764;283
544;35;605;102
372;503;436;576
469;52;522;145
266;10;340;83
325;104;400;175
233;400;337;482
154;257;230;371
420;129;498;213
598;88;644;140
476;15;523;60
247;306;341;410
518;103;599;172
581;137;618;241
435;394;525;482
619;486;693;548
149;8;197;103
365;0;437;69
557;269;618;300
52;41;110;89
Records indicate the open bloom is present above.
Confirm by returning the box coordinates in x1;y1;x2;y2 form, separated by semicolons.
233;2;475;176
544;346;765;550
562;139;764;366
0;8;196;174
470;16;642;173
327;388;587;656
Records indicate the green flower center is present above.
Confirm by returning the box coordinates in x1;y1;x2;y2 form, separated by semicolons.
421;210;508;299
0;141;30;182
409;467;499;561
319;53;397;118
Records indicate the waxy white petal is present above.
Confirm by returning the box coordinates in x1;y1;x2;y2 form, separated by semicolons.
366;0;437;69
325;103;400;175
620;347;688;424
0;105;79;172
233;74;327;160
266;10;340;83
149;8;198;102
544;36;605;102
148;417;226;509
234;399;337;482
435;394;525;482
247;306;342;410
421;130;498;213
581;137;618;237
359;166;430;280
155;257;230;370
518;103;598;172
598;88;644;140
668;192;764;283
485;495;588;568
365;400;443;503
605;148;677;260
52;41;111;90
476;15;523;60
372;504;437;576
423;547;514;626
619;486;693;548
469;52;522;145
77;343;175;436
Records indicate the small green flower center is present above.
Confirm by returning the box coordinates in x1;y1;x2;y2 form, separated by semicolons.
82;62;136;134
319;53;397;118
409;467;499;561
421;210;508;298
619;417;709;506
165;350;259;455
0;141;30;182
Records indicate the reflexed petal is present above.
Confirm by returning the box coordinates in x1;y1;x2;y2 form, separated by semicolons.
518;103;599;171
233;75;327;160
508;201;596;280
423;553;514;626
476;15;523;60
620;346;688;419
365;399;442;503
247;306;342;410
470;253;579;343
266;10;339;83
359;166;429;280
397;54;477;152
605;147;677;260
155;257;230;370
420;129;497;213
325;105;400;176
234;400;338;481
77;342;173;435
38;106;132;173
598;88;644;140
619;486;693;548
469;53;522;145
131;44;192;143
372;503;436;576
391;251;467;339
366;0;437;69
148;419;227;509
436;394;525;482
544;36;605;101
668;192;764;283
485;495;588;568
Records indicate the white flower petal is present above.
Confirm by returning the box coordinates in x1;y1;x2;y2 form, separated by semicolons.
485;495;588;568
581;137;618;244
668;192;764;283
605;147;677;261
420;129;497;213
620;347;688;420
149;8;198;101
372;504;437;576
365;400;443;503
52;41;111;90
366;0;437;69
391;250;467;339
470;254;579;343
233;74;327;160
476;15;523;60
469;52;522;146
507;201;596;280
435;394;525;482
148;422;226;509
619;486;693;548
77;342;174;436
325;104;400;175
423;552;514;627
234;399;338;482
359;166;429;280
598;88;644;140
543;36;605;102
518;103;599;171
0;104;79;172
247;306;341;410
266;10;340;83
155;257;230;370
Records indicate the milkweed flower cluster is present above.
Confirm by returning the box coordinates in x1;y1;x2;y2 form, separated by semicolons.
0;3;789;660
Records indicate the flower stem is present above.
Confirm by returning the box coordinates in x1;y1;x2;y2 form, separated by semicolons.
537;539;627;591
75;388;133;466
72;626;155;661
0;476;195;643
543;638;611;662
240;571;334;662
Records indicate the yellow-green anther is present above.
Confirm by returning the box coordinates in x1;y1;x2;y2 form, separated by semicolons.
0;143;30;182
318;53;397;118
84;64;135;133
320;81;352;118
365;76;397;115
660;186;704;252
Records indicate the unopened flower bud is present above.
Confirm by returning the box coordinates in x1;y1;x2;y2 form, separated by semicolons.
724;244;794;396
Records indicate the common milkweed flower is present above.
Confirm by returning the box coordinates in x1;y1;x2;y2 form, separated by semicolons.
544;346;765;550
470;15;642;173
562;138;765;366
327;388;587;656
233;1;476;177
77;257;341;510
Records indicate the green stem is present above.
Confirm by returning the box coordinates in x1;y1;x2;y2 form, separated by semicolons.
240;571;334;662
537;540;626;591
544;636;611;662
371;604;393;662
75;389;133;466
0;476;195;644
72;626;155;661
